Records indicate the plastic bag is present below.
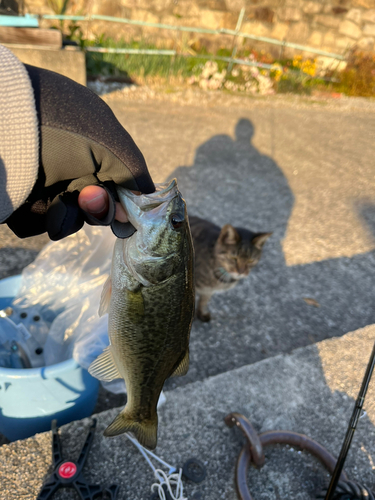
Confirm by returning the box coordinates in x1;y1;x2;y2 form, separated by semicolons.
7;226;124;389
11;225;114;364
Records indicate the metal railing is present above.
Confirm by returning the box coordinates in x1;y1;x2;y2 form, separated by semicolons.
84;46;277;71
42;11;346;65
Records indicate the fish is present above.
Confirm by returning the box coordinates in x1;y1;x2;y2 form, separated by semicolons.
89;179;194;450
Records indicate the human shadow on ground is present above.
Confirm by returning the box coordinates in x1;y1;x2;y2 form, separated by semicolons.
164;118;375;389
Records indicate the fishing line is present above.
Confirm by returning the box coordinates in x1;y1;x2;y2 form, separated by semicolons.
125;433;187;499
151;469;186;500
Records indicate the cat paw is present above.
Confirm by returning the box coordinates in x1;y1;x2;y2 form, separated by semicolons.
197;311;211;322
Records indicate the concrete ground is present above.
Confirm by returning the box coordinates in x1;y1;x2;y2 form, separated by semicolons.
0;88;374;498
1;326;374;499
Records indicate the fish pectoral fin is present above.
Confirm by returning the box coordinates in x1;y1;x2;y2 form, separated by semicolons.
104;408;158;450
170;350;189;377
88;346;121;381
99;275;112;317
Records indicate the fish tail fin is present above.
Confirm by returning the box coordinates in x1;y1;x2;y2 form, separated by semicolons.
104;407;158;450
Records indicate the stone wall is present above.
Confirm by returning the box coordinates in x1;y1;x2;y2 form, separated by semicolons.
26;0;375;61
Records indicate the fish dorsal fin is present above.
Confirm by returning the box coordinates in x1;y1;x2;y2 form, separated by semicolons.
88;346;121;381
99;275;112;317
170;350;189;377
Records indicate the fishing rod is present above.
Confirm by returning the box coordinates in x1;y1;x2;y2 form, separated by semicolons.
324;340;375;500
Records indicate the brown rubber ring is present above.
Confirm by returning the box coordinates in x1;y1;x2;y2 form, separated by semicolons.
225;413;348;500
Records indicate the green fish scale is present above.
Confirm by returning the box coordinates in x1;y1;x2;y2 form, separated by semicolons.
108;227;194;418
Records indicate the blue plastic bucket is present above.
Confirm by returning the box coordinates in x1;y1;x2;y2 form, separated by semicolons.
0;275;100;441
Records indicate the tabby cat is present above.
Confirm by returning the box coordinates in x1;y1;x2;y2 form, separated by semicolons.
189;216;272;322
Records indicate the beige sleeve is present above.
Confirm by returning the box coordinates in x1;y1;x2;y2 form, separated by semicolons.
0;44;39;222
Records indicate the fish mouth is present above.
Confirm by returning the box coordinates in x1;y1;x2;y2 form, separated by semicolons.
119;179;178;208
154;179;177;196
116;179;180;228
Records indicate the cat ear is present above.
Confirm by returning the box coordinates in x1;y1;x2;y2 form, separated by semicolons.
252;232;272;250
218;224;240;245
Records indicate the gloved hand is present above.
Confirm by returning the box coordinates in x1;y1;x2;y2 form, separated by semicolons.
5;65;154;240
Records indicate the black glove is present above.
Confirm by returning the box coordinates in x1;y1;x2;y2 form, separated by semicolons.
5;65;155;240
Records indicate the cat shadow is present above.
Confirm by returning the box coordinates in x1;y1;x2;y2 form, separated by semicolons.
165;117;375;388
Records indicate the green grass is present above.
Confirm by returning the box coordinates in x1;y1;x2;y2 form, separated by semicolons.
81;35;258;80
83;36;208;79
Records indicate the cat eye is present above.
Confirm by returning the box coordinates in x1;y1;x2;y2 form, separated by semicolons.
170;213;184;230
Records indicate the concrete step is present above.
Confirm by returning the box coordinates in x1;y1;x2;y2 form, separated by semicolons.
1;325;374;500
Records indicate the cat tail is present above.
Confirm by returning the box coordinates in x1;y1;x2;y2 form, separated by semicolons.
103;406;158;450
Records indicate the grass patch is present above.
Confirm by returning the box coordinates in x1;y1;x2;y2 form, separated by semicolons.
83;36;210;80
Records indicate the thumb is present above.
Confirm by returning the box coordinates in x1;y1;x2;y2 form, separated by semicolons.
78;186;109;219
78;186;129;223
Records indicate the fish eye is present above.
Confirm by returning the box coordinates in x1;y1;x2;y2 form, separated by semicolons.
170;213;184;230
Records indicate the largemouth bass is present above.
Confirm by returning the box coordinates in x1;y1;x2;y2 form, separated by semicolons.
89;179;194;450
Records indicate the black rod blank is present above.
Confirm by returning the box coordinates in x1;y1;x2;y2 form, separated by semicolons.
324;340;375;500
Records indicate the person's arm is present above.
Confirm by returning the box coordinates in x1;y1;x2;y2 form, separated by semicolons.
0;44;39;224
0;44;154;240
